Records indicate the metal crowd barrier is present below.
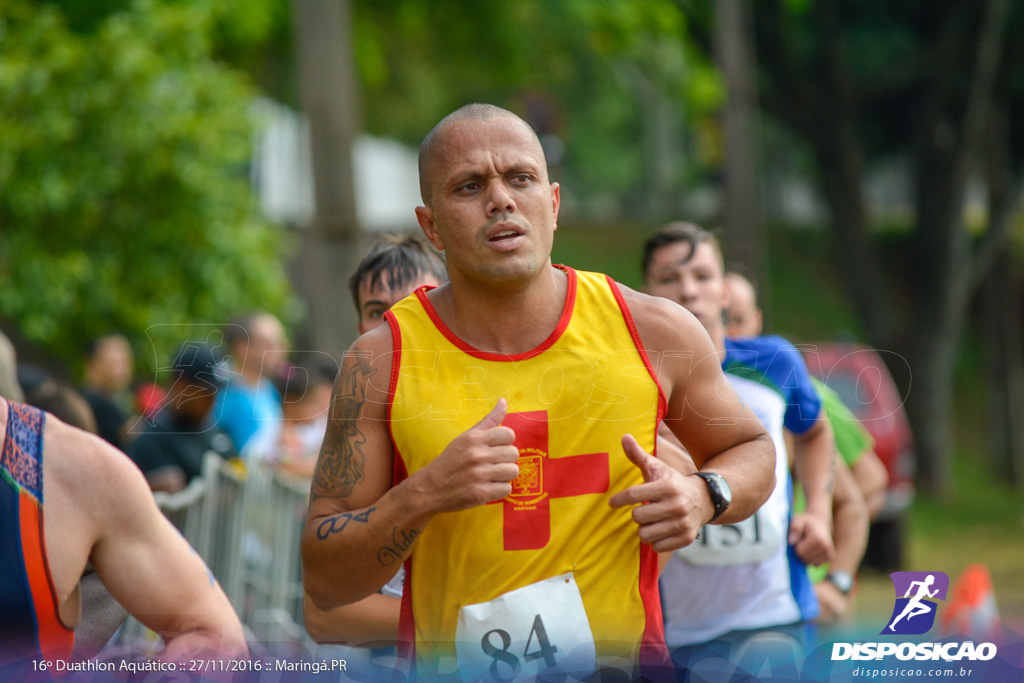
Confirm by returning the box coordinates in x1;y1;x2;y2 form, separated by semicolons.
118;453;313;651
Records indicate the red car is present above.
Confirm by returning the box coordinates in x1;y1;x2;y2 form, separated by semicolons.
801;343;916;570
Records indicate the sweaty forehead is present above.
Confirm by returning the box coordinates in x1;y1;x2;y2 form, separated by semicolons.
428;117;546;183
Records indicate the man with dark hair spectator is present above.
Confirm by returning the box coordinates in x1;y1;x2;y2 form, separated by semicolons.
128;343;237;493
348;233;447;335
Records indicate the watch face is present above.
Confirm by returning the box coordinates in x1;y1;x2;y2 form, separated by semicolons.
828;571;854;594
704;472;732;506
697;472;732;520
713;473;732;505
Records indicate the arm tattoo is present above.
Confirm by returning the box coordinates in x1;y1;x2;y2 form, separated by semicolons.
825;451;837;496
311;352;375;501
315;507;376;541
377;526;421;567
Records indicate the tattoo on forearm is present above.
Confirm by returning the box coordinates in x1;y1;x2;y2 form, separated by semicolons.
377;526;420;567
315;507;376;541
311;353;375;500
825;452;837;496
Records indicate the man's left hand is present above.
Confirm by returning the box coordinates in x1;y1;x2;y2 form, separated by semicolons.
608;434;711;552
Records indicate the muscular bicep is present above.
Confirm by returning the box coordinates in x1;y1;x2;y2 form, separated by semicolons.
308;333;395;518
659;320;765;468
68;436;243;650
616;287;766;467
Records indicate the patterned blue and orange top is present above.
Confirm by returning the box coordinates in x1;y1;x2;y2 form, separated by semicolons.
0;402;74;662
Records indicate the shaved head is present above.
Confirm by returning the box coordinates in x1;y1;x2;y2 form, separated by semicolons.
418;104;546;205
724;271;763;337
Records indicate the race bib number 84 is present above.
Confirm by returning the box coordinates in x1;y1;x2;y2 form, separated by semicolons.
455;573;596;681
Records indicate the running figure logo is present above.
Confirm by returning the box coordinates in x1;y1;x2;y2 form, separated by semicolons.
883;571;949;635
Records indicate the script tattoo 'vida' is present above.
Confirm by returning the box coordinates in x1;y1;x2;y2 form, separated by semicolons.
487;411;609;551
882;571;950;635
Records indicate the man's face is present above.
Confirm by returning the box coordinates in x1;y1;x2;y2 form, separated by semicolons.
247;315;289;378
90;336;133;391
357;270;442;334
644;240;729;333
415;117;559;288
724;276;762;337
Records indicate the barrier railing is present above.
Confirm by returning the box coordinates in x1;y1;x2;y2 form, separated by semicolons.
119;453;313;651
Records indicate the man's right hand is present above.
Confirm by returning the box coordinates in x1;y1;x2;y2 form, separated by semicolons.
415;398;520;512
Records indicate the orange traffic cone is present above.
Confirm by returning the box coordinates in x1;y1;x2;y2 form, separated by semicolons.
941;564;1001;642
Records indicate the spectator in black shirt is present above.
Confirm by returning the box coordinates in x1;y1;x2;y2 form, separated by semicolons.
129;342;236;492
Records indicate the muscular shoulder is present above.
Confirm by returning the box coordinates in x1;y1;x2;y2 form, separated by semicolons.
613;283;715;357
345;322;394;408
41;414;161;596
44;416;154;521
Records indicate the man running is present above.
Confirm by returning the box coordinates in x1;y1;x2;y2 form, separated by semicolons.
302;104;776;680
724;271;888;520
723;271;873;622
641;223;836;675
350;233;447;336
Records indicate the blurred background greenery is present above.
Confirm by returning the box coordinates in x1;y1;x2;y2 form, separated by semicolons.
1;0;1022;623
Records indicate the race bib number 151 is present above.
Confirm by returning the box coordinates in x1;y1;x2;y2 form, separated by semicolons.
455;573;596;681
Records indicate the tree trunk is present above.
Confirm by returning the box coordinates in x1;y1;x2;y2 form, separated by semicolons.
902;316;960;499
291;0;363;356
902;0;1011;497
980;252;1024;489
714;0;768;314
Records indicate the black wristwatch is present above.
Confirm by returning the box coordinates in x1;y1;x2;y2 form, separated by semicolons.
693;471;732;522
826;570;855;596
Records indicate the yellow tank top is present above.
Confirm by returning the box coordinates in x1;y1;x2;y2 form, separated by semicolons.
385;266;669;676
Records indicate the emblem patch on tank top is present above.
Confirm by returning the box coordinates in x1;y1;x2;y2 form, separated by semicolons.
489;411;609;551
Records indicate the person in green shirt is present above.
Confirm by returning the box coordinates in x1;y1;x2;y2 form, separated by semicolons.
725;271;888;621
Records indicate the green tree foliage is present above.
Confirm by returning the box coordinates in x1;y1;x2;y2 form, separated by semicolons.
352;0;723;208
679;0;1024;494
0;0;292;371
188;0;724;216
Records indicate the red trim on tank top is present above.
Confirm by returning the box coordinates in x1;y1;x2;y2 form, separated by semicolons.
383;311;416;673
604;276;668;422
396;556;416;673
414;265;577;361
383;310;402;429
604;276;672;673
638;543;671;675
392;458;415;673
